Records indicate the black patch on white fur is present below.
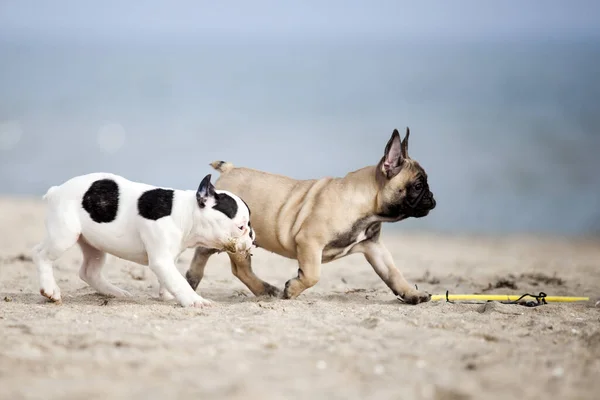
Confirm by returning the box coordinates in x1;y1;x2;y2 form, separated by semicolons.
82;179;120;223
138;188;174;220
213;192;238;219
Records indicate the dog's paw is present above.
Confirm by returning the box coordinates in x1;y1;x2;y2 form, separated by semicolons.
158;287;175;301
191;296;213;308
263;283;282;298
397;289;431;305
185;270;201;291
179;293;213;308
282;279;296;299
109;287;133;298
40;286;62;303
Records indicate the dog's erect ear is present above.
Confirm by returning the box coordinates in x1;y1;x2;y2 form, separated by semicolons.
381;129;405;179
401;127;410;160
196;174;216;207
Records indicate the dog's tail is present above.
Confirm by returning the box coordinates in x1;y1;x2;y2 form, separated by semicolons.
42;186;58;201
210;160;235;174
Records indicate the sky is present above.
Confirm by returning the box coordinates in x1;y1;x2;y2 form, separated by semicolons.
1;0;600;42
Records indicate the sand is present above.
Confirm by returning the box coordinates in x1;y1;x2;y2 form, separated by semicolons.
1;196;599;400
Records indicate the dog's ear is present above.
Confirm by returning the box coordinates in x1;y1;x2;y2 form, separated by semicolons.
196;174;216;207
401;127;410;159
381;129;405;178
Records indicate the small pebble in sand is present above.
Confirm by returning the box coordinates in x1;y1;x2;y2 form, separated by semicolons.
466;363;477;371
264;342;278;350
374;365;385;375
595;300;600;307
316;360;327;370
552;367;564;378
416;359;427;369
571;329;579;335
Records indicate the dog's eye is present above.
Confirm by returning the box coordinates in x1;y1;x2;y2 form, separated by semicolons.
238;225;245;231
414;182;423;191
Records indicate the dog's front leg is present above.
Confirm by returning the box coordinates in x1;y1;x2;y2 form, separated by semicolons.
283;240;322;299
149;255;212;308
360;241;431;305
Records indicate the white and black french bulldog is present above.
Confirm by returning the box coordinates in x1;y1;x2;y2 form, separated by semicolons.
32;173;254;307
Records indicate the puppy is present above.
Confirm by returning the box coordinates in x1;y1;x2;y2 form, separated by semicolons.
32;173;254;307
185;128;436;304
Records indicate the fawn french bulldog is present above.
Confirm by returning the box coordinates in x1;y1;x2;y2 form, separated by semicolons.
186;128;436;304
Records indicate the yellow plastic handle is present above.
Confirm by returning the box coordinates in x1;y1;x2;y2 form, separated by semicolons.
430;294;589;302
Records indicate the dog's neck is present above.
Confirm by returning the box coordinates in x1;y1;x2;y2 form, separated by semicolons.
339;164;406;224
179;191;211;249
338;165;384;217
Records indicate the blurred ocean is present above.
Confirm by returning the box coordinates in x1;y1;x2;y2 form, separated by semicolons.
1;37;599;235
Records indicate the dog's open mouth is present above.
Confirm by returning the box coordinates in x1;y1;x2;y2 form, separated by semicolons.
221;237;253;257
222;238;238;253
411;209;430;218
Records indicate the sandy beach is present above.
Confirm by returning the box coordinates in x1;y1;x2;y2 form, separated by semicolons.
1;196;599;400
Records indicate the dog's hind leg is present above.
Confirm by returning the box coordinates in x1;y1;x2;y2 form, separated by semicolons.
32;209;81;302
228;252;281;297
78;237;132;298
282;240;322;299
185;247;218;291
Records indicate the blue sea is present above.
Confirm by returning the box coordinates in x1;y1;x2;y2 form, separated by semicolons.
1;36;599;235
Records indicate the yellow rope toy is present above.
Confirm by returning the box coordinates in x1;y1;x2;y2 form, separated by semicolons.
430;293;589;303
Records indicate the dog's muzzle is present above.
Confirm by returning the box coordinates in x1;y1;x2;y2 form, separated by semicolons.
407;190;436;218
420;191;436;210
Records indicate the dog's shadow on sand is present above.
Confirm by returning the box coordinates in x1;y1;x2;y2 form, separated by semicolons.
1;288;417;309
0;291;147;307
214;290;414;307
